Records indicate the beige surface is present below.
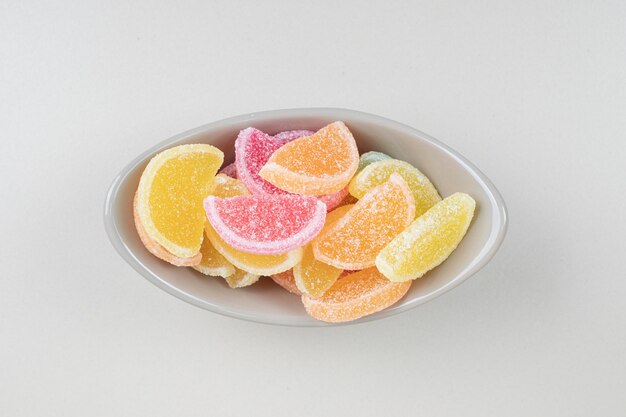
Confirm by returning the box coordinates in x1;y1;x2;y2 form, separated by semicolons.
1;0;625;416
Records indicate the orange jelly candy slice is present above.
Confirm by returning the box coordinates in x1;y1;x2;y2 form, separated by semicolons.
259;121;359;195
301;267;412;323
312;173;415;270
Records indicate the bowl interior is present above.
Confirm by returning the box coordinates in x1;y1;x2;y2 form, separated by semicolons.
105;109;507;326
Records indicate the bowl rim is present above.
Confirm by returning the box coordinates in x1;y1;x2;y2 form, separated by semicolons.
104;107;508;326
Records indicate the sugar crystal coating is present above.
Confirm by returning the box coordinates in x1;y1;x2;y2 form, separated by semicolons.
317;186;349;212
312;173;416;270
205;223;302;275
270;270;302;295
273;129;315;142
358;151;392;172
349;159;441;218
192;235;236;277
211;173;250;198
376;192;476;281
136;144;223;258
235;128;310;195
205;194;326;255
259;121;359;195
301;267;412;323
218;162;238;178
294;244;343;298
133;192;202;267
224;268;260;288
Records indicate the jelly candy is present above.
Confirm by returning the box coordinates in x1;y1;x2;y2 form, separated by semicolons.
218;162;238;178
273;129;315;142
270;270;302;295
135;144;223;258
312;173;415;270
204;194;326;255
259;121;359;195
235;128;310;195
211;173;250;198
225;268;260;288
205;223;302;275
192;235;236;278
317;186;349;212
376;193;476;281
293;244;343;298
133;192;202;266
301;267;412;323
357;151;391;172
349;159;441;218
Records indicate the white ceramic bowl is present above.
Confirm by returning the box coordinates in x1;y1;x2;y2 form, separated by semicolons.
104;108;507;326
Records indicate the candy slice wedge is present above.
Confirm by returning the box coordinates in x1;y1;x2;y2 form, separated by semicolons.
192;234;235;278
259;121;359;195
205;224;302;276
133;192;201;267
204;194;326;255
135;144;223;258
349;159;441;218
301;268;412;323
270;270;302;295
376;192;476;281
312;173;415;270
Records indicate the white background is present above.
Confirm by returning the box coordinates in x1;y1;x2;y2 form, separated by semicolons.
1;1;625;415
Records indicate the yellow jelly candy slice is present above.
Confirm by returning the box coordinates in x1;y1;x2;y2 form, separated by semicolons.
312;173;415;270
224;268;260;288
293;244;343;298
211;173;250;198
136;144;224;258
205;224;302;275
349;159;441;218
376;192;476;281
192;235;236;278
301;267;412;323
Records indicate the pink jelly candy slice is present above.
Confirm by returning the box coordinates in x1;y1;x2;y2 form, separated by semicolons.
235;128;313;195
317;186;349;212
273;130;315;142
204;194;326;254
219;162;238;178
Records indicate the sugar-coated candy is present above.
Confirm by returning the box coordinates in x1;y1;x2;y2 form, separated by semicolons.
135;144;223;258
192;234;236;277
270;270;302;295
225;268;260;288
376;193;476;281
349;159;441;218
235;128;310;195
357;151;392;172
218;162;238;178
204;194;326;255
205;223;302;276
133;192;202;266
301;268;412;323
293;244;343;298
259;121;359;195
312;173;415;270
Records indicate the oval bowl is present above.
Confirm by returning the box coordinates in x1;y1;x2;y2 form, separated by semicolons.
104;108;507;326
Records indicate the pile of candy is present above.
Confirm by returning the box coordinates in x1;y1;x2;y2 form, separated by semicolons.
134;122;476;322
